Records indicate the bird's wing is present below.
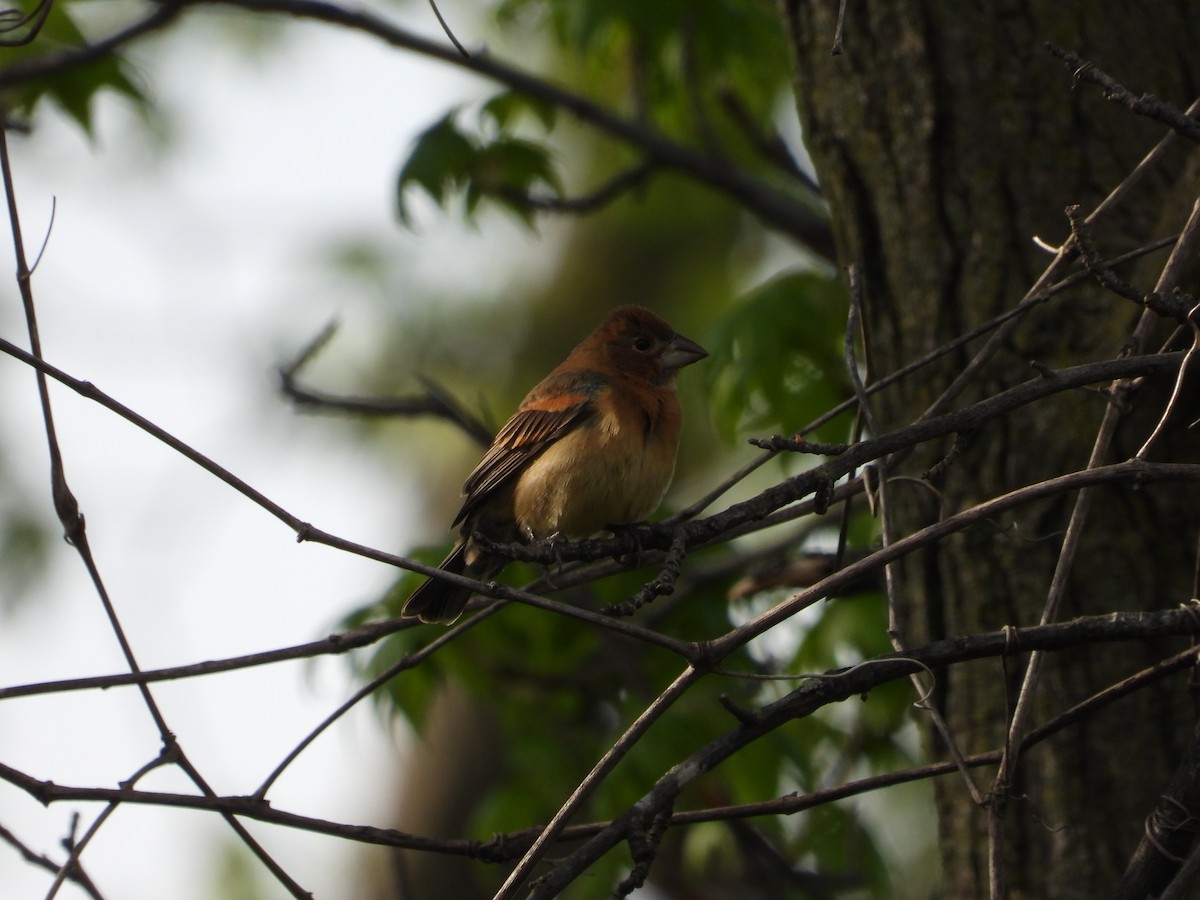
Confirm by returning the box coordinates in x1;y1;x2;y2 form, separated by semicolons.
452;370;601;528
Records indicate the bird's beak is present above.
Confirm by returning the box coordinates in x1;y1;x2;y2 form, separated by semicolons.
661;332;709;370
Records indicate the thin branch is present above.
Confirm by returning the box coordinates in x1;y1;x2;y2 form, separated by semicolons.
44;751;174;899
425;0;467;58
278;321;494;447
0;822;105;899
600;529;687;617
989;191;1200;886
250;602;504;799
1066;203;1193;320
0;616;418;700
1139;298;1200;458
831;0;849;55
1046;44;1200;145
0;0;180;66
501;161;655;215
848;260;986;814
0;0;52;47
711;460;1200;659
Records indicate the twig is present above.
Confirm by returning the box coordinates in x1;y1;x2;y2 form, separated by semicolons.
499;668;702;900
279;321;494;447
1065;203;1193;320
1046;44;1200;145
679;232;1176;522
251;602;504;799
0;0;51;46
425;0;467;58
1139;298;1200;459
0;0;180;68
500;161;654;215
921;79;1200;421
601;530;687;617
746;435;849;455
0;822;105;899
44;751;175;899
847;260;987;814
831;0;849;55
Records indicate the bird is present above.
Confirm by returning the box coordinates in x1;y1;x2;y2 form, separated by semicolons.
401;305;708;624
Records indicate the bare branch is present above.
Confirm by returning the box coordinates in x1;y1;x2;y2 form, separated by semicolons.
1047;44;1200;145
279;321;494;448
500;161;655;215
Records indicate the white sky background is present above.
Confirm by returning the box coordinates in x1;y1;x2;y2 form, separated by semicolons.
0;4;541;897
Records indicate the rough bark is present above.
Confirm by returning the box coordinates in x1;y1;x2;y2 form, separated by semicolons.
781;3;1200;897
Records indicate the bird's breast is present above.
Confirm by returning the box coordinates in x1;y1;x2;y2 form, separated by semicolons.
510;390;681;539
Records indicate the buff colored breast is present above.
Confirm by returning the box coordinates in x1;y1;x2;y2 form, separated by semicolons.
511;387;681;539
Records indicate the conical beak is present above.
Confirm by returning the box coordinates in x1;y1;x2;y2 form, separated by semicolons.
661;332;709;370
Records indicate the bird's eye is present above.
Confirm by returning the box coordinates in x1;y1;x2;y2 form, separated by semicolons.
633;336;654;353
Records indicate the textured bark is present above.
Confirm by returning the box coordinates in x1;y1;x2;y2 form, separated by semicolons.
781;3;1200;897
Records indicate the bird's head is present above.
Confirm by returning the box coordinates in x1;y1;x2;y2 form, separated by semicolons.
591;305;708;385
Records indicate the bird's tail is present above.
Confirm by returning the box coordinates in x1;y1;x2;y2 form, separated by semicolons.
401;542;492;624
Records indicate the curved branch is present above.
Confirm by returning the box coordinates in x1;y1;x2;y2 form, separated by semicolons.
279;321;494;448
0;0;182;71
0;0;833;255
212;0;832;251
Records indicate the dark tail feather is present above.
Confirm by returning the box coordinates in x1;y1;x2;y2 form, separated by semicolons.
402;542;478;624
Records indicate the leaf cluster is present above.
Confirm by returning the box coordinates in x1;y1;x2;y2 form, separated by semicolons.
396;94;560;227
2;0;147;133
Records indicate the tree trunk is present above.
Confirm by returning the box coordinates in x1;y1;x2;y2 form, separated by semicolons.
781;3;1200;897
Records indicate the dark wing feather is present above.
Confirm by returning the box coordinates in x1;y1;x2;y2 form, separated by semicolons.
452;371;600;527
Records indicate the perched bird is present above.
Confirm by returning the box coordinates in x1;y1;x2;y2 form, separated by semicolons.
402;305;708;624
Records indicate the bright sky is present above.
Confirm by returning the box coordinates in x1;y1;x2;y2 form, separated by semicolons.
0;7;527;897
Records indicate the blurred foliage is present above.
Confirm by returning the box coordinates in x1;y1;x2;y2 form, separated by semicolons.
0;507;49;612
707;270;853;443
210;841;273;900
396;106;561;227
1;0;148;134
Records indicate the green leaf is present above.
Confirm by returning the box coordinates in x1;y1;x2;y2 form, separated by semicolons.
479;90;558;133
3;1;149;135
396;112;560;227
706;270;852;442
395;113;477;224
